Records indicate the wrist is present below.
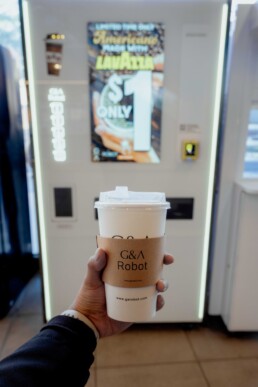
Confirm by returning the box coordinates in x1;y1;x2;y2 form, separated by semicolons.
61;309;100;341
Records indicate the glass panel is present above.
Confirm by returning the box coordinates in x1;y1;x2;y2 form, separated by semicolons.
243;107;258;179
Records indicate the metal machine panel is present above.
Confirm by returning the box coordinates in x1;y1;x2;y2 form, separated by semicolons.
22;0;227;322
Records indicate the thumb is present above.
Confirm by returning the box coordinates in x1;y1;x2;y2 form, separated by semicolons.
84;248;107;289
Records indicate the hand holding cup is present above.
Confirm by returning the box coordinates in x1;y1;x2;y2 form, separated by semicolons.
70;248;174;338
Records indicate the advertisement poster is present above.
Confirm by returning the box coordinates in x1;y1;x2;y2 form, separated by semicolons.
88;22;165;162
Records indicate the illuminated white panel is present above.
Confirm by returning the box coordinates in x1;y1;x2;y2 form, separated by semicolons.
198;3;228;319
22;0;52;320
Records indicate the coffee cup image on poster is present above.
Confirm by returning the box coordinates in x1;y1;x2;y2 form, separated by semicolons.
88;22;165;163
45;33;65;76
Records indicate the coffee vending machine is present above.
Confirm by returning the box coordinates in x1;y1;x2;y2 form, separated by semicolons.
21;0;228;322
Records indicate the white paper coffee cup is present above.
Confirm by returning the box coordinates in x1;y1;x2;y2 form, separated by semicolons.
95;186;170;322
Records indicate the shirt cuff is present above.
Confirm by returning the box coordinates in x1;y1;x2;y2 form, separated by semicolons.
61;309;99;341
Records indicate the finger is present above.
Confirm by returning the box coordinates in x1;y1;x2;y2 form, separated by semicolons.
163;254;174;265
84;248;107;289
156;279;169;293
156;294;165;311
98;130;124;146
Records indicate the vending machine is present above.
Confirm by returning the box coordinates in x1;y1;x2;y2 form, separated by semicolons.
209;2;258;331
21;0;228;322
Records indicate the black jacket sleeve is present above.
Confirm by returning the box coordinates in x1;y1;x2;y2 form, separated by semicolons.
0;316;97;387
